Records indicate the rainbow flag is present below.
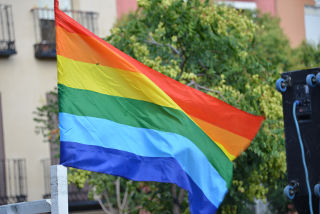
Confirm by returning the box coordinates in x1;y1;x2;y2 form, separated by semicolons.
55;1;264;213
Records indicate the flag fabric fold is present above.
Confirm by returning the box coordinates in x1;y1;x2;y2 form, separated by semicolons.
55;0;264;213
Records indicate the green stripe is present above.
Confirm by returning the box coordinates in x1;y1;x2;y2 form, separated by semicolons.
58;84;232;184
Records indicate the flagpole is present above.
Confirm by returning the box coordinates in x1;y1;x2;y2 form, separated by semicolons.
54;0;59;11
51;165;68;214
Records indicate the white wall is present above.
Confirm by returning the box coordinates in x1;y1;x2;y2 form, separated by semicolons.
305;6;320;46
0;0;117;202
72;0;117;37
0;0;55;201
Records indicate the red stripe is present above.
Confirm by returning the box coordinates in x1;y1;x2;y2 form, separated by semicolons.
55;6;264;140
130;60;264;140
55;8;125;59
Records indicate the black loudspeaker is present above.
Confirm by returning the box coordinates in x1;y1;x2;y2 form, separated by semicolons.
278;68;320;214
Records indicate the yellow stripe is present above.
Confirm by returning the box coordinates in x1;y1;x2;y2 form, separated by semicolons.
57;55;181;110
214;141;235;161
57;55;235;161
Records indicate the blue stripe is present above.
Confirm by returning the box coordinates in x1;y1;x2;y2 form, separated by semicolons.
61;141;218;214
59;112;227;208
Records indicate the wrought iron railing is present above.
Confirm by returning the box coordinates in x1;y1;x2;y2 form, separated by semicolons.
41;159;51;199
0;159;27;205
31;8;98;59
0;4;16;57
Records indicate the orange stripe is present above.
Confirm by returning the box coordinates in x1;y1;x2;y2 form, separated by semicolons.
191;116;251;158
56;26;138;73
135;62;265;140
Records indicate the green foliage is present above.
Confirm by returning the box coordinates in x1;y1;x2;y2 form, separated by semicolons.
33;89;60;156
289;41;320;70
68;168;189;213
34;90;59;140
107;1;290;213
108;0;259;89
249;13;292;72
34;0;320;213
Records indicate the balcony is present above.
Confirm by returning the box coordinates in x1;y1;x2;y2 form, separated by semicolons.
41;159;100;211
0;159;27;205
0;4;16;57
31;8;98;59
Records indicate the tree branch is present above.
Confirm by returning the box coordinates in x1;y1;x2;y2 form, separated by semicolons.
146;35;180;56
97;197;113;214
125;192;135;211
187;81;194;86
93;188;113;214
145;35;187;81
121;181;132;210
146;36;161;46
115;177;122;214
197;85;226;100
198;60;209;71
171;184;177;199
178;188;185;205
187;80;226;101
167;43;180;56
172;184;181;214
175;53;187;81
121;185;129;210
101;191;113;211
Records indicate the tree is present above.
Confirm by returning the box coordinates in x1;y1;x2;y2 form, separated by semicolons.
35;0;309;213
289;41;320;70
105;1;289;213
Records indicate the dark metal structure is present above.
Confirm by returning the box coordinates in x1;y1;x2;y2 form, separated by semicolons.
0;4;16;57
279;68;320;214
0;159;27;205
31;8;98;59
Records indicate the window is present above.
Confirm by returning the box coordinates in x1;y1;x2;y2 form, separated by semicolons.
305;5;320;46
0;96;28;205
31;4;99;59
0;4;16;57
0;97;28;206
0;159;27;205
0;93;4;165
0;93;6;204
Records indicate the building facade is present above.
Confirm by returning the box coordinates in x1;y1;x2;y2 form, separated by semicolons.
1;0;319;212
0;0;136;211
221;0;319;47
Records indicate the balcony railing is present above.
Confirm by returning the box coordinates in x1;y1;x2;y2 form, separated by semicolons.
0;159;27;205
31;8;98;59
0;4;16;57
41;159;99;211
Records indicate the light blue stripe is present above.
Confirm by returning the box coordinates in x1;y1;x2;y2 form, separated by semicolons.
59;112;228;207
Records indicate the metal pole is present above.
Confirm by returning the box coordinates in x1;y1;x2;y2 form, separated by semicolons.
50;165;68;214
